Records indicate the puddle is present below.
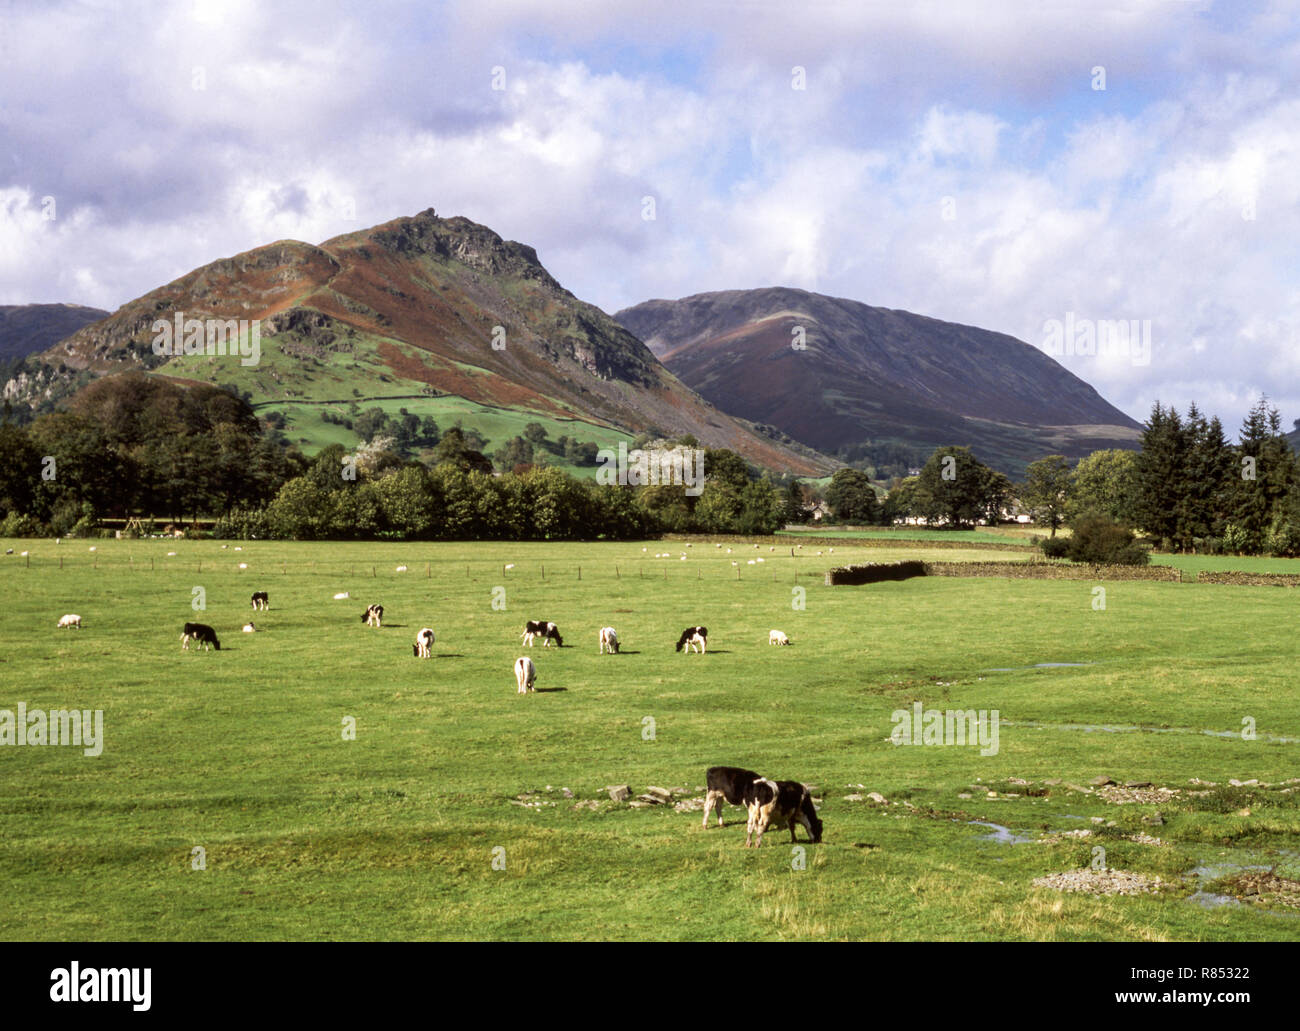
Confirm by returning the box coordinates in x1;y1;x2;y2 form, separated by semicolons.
1180;861;1300;918
1191;863;1270;880
968;820;1033;844
1188;891;1240;909
1005;720;1300;743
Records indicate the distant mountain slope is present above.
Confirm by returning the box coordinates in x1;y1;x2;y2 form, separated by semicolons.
4;212;830;474
0;303;108;362
616;287;1142;475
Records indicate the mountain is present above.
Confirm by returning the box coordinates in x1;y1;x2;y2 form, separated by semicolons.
616;288;1142;476
4;212;830;475
0;303;108;362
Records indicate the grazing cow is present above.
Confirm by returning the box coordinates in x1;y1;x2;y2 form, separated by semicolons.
768;629;790;646
599;626;620;654
514;656;536;694
361;604;384;628
181;622;221;651
250;591;269;611
413;627;435;658
745;778;823;848
675;626;708;654
521;620;563;647
242;622;256;633
702;765;764;828
56;614;81;630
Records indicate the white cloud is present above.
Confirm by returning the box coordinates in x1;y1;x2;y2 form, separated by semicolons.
2;0;1298;436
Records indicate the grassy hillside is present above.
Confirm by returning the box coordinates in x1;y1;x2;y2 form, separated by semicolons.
257;394;635;469
151;322;633;462
2;538;1298;940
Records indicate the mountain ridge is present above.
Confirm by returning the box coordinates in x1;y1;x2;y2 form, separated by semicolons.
616;286;1142;475
4;212;831;475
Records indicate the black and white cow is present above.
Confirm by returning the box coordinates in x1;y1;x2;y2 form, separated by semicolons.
675;626;708;654
521;620;563;647
514;656;537;693
250;591;269;611
413;627;435;658
361;604;384;628
745;778;823;848
598;626;619;654
181;622;221;651
702;765;764;829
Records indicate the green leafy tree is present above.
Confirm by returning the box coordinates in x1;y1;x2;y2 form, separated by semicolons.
637;484;693;532
1180;405;1234;545
266;477;333;539
825;468;878;523
780;480;811;524
0;422;42;520
915;446;998;528
694;481;742;533
1230;397;1295;553
523;422;549;446
494;436;535;471
432;427;493;474
703;448;750;491
1068;449;1138;524
1133;402;1187;547
354;407;389;443
1019;455;1072;537
735;479;783;535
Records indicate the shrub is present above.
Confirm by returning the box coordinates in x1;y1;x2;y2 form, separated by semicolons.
213;508;275;540
1221;522;1251;555
0;510;42;537
1063;512;1148;565
825;561;927;585
1265;515;1300;558
1040;536;1070;559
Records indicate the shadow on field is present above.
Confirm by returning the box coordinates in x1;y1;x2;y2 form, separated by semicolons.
534;687;568;693
434;653;464;658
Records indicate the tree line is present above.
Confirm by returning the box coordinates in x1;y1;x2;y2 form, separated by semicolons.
813;397;1300;559
0;374;789;540
3;374;1297;553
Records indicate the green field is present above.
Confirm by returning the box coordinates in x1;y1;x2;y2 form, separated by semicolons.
778;525;1037;546
3;537;1299;941
257;394;634;473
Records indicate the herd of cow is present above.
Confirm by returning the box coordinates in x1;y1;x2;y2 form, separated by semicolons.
59;589;821;847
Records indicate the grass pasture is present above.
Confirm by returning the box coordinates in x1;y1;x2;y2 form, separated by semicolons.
2;536;1299;941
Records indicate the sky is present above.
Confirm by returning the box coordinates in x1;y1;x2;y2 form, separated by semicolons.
1;0;1297;436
